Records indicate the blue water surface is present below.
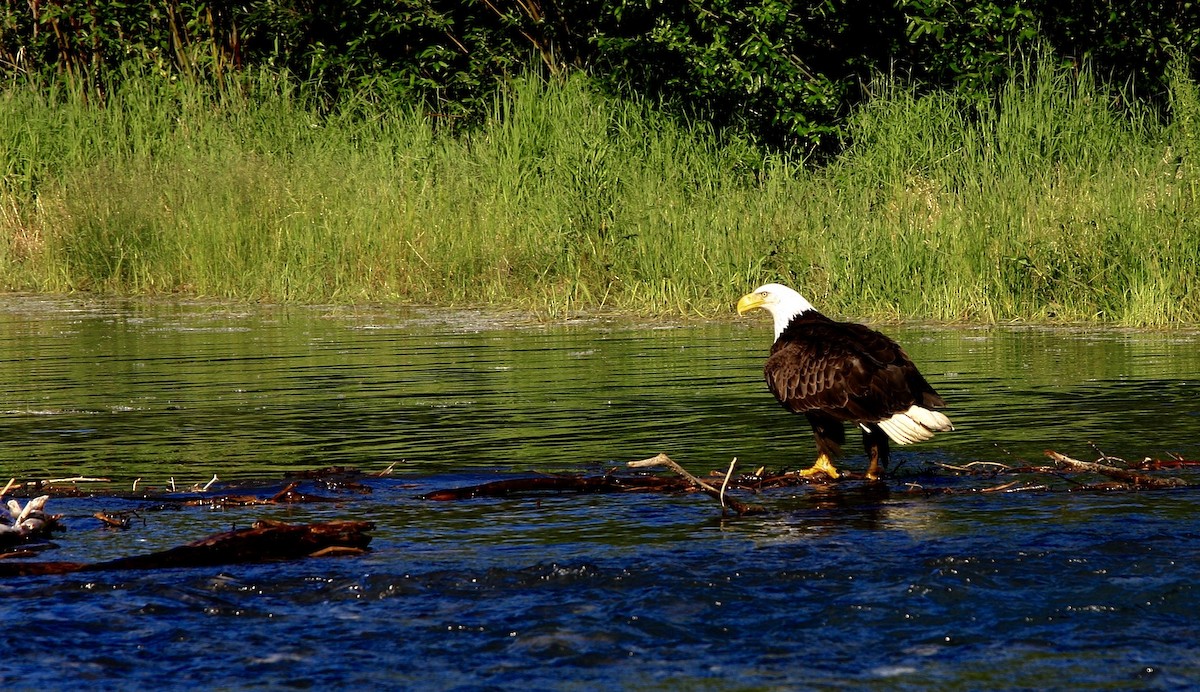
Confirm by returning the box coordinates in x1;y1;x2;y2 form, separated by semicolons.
1;477;1197;689
1;298;1199;688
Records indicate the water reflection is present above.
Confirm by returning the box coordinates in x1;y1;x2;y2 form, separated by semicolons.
729;482;960;543
3;297;1200;483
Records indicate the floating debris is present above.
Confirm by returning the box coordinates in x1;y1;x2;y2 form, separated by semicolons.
0;495;64;547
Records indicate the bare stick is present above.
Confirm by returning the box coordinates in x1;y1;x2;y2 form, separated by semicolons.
1088;442;1128;467
936;461;1011;473
719;457;738;510
94;511;131;529
44;476;110;484
0;478;14;497
628;454;763;515
201;475;219;492
981;480;1025;493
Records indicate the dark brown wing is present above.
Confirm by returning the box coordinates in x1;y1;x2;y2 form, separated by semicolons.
763;319;943;423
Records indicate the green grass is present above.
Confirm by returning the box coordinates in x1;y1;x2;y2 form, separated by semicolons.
2;60;1199;324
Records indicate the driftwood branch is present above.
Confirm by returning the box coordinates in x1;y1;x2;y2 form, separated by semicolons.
627;454;764;515
0;496;63;547
1045;450;1188;489
94;509;149;530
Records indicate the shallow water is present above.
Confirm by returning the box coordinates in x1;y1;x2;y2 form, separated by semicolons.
2;297;1200;688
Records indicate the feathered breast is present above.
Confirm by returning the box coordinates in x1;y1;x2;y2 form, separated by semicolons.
763;314;944;422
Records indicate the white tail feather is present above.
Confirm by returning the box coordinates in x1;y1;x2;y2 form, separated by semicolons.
876;405;954;445
906;405;953;432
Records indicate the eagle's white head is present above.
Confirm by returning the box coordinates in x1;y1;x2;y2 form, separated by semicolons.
736;283;817;339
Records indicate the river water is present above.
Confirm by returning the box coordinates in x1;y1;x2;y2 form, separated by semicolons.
2;296;1200;688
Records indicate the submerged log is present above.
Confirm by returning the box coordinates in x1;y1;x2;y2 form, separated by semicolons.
284;466;377;491
95;519;374;570
0;519;374;577
423;455;766;516
422;473;689;501
184;482;341;508
424;449;1198;507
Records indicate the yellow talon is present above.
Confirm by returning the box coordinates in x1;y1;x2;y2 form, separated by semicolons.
798;453;840;479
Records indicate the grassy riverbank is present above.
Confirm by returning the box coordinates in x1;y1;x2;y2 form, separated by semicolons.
2;63;1198;324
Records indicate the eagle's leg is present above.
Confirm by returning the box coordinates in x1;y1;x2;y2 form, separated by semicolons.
862;425;891;481
801;414;844;479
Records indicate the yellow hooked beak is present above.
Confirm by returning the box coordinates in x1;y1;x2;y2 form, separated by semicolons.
736;292;766;315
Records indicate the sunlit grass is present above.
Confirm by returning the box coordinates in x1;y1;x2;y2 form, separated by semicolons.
822;60;1200;325
2;60;1198;324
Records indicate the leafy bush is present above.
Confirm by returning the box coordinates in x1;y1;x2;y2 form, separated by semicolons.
2;1;1198;152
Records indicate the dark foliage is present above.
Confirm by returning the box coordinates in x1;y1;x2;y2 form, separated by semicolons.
2;1;1197;152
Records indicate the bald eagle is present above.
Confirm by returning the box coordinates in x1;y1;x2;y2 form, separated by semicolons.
736;283;952;480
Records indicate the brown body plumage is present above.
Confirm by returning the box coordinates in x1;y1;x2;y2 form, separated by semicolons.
738;283;952;480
